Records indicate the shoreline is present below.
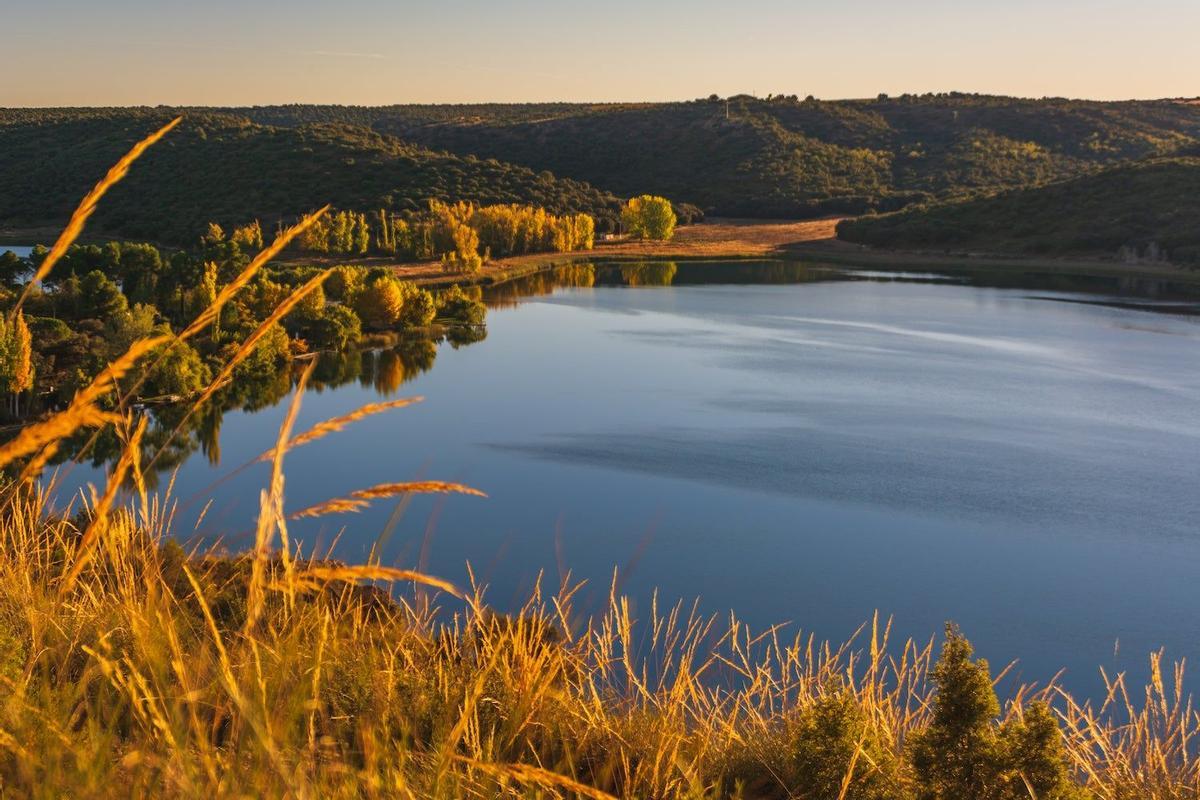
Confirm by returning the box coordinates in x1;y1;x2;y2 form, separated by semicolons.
410;218;1200;291
459;219;1200;293
8;217;1200;291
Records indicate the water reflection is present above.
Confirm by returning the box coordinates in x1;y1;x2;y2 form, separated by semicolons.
484;259;1200;306
53;336;455;483
620;261;677;286
485;264;598;308
46;259;1200;484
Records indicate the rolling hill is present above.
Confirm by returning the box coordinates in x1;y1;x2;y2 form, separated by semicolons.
835;157;1200;264
4;96;1200;247
235;95;1200;218
0;109;623;243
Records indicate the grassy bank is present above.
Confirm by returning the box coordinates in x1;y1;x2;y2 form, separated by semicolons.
2;471;1197;798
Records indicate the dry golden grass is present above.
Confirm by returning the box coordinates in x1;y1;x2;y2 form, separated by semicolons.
289;481;487;520
260;396;425;462
0;117;1198;800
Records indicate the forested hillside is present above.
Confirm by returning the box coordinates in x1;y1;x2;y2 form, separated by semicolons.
5;96;1199;243
235;95;1200;217
0;109;622;243
836;157;1200;263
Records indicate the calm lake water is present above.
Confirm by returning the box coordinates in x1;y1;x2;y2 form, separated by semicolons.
56;260;1200;698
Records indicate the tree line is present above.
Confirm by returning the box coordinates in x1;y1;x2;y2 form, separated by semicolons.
0;237;487;422
287;201;597;274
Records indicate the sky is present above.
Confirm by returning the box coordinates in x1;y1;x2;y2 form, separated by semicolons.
4;0;1198;106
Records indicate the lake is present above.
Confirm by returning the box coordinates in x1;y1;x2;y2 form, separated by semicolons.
53;260;1200;698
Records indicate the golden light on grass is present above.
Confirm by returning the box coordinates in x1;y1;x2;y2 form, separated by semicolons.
259;396;425;461
271;565;462;598
288;480;488;520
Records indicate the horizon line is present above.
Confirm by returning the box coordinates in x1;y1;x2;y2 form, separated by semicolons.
4;92;1200;110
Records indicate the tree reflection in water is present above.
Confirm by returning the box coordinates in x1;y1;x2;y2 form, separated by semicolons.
50;333;473;484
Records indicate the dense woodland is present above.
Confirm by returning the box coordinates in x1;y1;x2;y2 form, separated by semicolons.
837;156;1200;262
5;96;1200;249
0;109;622;243
232;95;1200;218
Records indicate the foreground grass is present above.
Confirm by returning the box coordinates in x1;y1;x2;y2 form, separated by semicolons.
0;481;1198;799
1;115;1198;800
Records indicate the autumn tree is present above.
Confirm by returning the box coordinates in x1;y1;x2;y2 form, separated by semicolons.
352;276;406;329
189;262;221;341
230;220;264;250
0;312;34;415
202;222;226;247
621;195;677;241
325;266;365;302
397;283;436;328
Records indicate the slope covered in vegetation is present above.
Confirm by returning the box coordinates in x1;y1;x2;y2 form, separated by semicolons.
836;157;1200;263
238;95;1200;217
0;109;622;243
7;97;1199;238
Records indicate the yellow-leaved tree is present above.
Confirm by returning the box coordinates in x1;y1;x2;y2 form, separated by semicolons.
621;195;677;241
352;276;406;329
0;311;33;415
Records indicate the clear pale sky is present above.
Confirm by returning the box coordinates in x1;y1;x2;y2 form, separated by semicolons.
5;0;1197;106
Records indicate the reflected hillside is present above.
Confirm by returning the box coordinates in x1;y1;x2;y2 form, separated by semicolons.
484;258;1200;308
485;260;829;307
484;264;598;308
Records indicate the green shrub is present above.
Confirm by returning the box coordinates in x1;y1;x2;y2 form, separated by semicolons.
728;691;907;800
911;625;1086;800
436;285;486;326
307;305;363;351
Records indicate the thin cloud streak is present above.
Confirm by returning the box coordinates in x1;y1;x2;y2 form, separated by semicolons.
308;49;387;60
150;41;389;60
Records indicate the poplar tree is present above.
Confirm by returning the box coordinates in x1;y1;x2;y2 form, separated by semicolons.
622;195;677;241
0;312;33;416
